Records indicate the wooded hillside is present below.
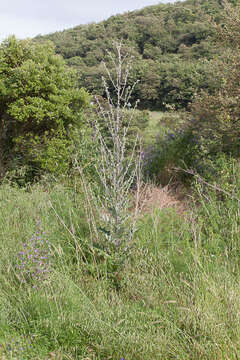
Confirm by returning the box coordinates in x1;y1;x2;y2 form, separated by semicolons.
35;0;236;110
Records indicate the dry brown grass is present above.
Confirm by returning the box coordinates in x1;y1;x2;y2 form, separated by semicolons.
137;183;189;216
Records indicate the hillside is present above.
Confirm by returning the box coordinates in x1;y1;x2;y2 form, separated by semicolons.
35;0;232;110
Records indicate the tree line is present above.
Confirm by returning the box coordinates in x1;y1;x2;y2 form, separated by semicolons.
35;0;237;110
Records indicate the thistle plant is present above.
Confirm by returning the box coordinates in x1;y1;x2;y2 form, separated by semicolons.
16;221;52;288
77;42;142;269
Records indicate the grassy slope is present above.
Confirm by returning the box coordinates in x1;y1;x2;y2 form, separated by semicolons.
1;181;240;359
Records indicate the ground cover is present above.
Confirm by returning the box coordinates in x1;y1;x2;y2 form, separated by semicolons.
1;180;240;359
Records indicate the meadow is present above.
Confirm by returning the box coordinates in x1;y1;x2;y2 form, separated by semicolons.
1;138;240;359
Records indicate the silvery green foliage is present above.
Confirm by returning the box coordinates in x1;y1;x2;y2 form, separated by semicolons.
78;42;142;258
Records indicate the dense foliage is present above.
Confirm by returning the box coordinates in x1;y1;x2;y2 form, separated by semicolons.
190;2;240;158
0;36;90;181
35;0;234;110
143;1;240;185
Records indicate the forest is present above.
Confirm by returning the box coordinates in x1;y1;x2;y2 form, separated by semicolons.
1;0;240;359
36;0;235;110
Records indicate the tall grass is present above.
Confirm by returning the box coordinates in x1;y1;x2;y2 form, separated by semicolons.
1;176;240;358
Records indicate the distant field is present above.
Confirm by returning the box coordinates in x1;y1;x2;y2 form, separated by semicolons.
144;111;186;145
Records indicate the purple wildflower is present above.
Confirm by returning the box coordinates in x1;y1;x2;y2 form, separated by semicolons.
16;222;52;289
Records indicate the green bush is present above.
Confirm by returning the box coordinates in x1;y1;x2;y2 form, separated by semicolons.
190;2;240;159
0;36;90;181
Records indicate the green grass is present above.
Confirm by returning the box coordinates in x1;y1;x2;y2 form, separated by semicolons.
144;111;187;146
1;181;240;359
143;111;165;145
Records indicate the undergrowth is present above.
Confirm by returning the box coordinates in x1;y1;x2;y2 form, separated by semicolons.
1;176;240;359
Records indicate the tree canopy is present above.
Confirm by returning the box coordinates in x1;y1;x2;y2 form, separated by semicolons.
35;0;235;110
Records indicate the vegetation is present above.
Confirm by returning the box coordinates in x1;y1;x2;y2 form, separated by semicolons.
190;2;240;158
143;1;240;185
1;0;240;359
77;44;143;278
0;36;90;181
0;178;240;359
35;0;231;110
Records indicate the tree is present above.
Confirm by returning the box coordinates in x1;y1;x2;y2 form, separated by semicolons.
0;36;90;179
190;2;240;156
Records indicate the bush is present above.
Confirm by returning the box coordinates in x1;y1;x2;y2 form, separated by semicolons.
0;36;90;181
144;3;240;186
190;2;240;159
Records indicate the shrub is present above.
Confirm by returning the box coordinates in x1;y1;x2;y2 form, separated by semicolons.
190;2;240;158
0;36;90;181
